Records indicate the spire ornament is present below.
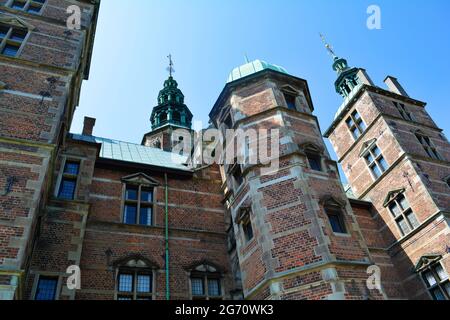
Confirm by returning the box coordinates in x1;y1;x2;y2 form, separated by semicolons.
320;33;337;59
167;54;175;77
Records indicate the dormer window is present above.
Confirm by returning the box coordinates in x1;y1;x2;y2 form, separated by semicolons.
284;93;297;111
394;101;414;121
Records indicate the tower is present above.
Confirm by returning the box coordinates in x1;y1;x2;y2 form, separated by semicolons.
324;43;450;300
0;0;100;299
210;59;385;300
142;56;193;152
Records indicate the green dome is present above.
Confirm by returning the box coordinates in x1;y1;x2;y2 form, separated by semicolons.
227;59;288;83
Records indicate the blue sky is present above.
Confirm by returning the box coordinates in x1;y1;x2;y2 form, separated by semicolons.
72;0;450;166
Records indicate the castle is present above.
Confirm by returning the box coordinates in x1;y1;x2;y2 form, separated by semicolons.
0;1;449;300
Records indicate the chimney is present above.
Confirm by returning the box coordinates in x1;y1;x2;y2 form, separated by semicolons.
384;76;409;97
357;69;375;86
82;117;96;136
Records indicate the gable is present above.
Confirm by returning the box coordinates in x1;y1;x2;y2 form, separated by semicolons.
383;188;405;207
359;138;377;157
121;173;160;186
415;255;442;272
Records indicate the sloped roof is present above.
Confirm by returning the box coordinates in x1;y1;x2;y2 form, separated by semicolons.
70;134;191;172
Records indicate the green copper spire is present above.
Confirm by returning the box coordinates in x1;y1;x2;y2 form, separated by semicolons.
320;34;361;98
150;56;193;130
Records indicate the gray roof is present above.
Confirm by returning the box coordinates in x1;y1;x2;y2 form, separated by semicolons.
70;134;191;172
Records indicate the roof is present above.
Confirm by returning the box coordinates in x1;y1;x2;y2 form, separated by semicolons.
70;134;191;172
227;59;288;83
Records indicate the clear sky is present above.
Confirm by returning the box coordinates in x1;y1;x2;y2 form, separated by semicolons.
71;0;450;169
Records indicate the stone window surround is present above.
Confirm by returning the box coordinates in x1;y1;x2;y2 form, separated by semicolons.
346;109;367;140
187;263;224;300
120;173;159;227
113;256;157;301
415;256;449;301
321;197;350;236
299;143;325;172
5;0;47;15
235;206;254;244
54;156;83;201
361;143;388;181
0;22;29;58
415;130;442;161
384;190;420;237
30;272;63;301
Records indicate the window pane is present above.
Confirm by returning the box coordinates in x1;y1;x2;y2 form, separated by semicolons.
35;277;58;300
58;179;76;200
358;120;367;132
117;296;132;300
2;44;19;57
10;29;27;42
12;1;25;9
124;205;137;224
27;4;42;13
371;164;381;179
307;154;322;171
346;118;355;128
139;207;152;226
328;213;346;234
64;161;80;175
398;196;409;210
432;288;446;301
243;221;253;241
125;187;138;200
435;265;448;281
378;157;388;172
0;26;9;38
365;153;374;164
389;203;401;218
141;189;153;202
137;275;152;293
397;217;410;236
406;211;420;229
118;274;133;292
372;146;381;157
191;278;204;296
352;111;360;120
208;279;221;297
351;127;360;139
445;282;450;296
423;271;437;287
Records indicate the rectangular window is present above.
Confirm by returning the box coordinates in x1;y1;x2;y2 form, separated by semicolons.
306;153;322;171
232;165;244;188
0;24;27;58
393;101;414;121
364;145;388;179
242;218;254;242
346;110;366;140
284;93;297;111
123;184;154;226
326;209;347;234
57;160;80;200
388;194;420;236
416;133;441;160
117;270;153;300
191;276;222;300
422;263;449;300
8;0;46;14
35;276;58;300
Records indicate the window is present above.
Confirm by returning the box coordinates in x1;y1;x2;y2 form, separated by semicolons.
57;160;80;200
364;145;388;179
393;101;413;121
284;93;297;111
232;165;244;188
422;262;450;300
0;24;27;57
34;276;58;300
8;0;46;14
159;112;167;123
236;207;254;243
123;184;154;226
117;270;153;300
326;208;347;234
346;110;367;140
416;133;441;160
172;110;181;123
190;264;223;300
388;194;420;236
306;152;322;171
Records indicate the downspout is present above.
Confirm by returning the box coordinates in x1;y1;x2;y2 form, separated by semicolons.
164;173;170;300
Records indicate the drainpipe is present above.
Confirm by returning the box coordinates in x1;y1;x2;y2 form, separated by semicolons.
164;173;170;300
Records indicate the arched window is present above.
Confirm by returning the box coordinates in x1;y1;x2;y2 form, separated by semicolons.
114;256;157;300
188;263;224;300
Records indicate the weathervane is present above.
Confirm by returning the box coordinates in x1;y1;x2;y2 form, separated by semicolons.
167;54;175;77
319;33;337;59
